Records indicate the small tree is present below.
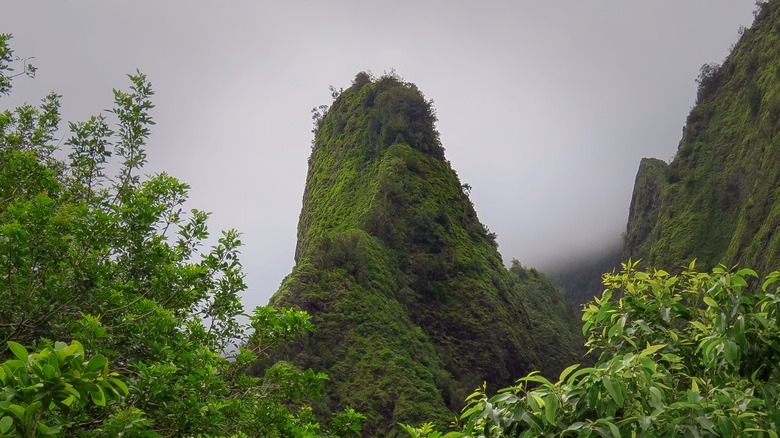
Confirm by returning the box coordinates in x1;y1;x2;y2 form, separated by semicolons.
695;62;722;103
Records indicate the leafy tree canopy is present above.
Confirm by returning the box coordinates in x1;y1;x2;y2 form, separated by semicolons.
0;34;363;437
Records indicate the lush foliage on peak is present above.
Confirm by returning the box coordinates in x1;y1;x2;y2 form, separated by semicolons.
272;72;583;436
405;262;780;437
0;34;364;437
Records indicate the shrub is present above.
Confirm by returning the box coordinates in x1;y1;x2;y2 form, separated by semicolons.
404;261;780;437
695;63;722;103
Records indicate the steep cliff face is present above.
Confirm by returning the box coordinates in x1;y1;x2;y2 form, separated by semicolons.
624;1;780;273
270;73;582;436
623;158;669;261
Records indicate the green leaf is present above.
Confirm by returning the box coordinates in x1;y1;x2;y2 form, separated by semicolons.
608;318;624;339
35;421;54;436
602;377;624;406
108;377;129;396
464;389;483;402
606;420;621;438
83;355;108;374
7;341;28;363
544;395;559;425
0;416;12;434
724;340;738;366
558;363;580;383
732;275;748;288
520;373;552;386
717;416;735;436
60;395;75;407
7;404;24;421
64;341;84;358
703;296;718;308
528;394;544;412
23;401;41;425
567;367;596;385
41;364;55;380
762;275;779;291
695;416;715;432
64;386;81;400
736;268;758;278
639;344;666;357
90;386;106;406
460;404;483;420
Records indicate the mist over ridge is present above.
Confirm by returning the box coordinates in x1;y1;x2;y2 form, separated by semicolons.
2;1;757;309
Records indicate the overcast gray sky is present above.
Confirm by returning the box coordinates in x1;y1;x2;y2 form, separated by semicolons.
3;1;756;309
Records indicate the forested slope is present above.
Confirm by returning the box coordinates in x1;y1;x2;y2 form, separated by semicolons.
625;0;780;273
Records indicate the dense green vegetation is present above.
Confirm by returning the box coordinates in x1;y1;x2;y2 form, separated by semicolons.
624;0;780;274
0;34;364;436
8;0;780;434
271;72;583;436
405;262;780;437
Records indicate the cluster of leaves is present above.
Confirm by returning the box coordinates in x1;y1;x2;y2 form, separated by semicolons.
0;341;126;437
0;34;364;436
405;260;780;437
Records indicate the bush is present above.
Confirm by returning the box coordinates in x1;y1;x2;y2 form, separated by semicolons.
404;261;780;437
695;63;722;103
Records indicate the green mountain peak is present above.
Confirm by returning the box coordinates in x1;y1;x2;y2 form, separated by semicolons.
270;72;582;436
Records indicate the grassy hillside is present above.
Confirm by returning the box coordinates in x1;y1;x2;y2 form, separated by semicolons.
270;73;583;436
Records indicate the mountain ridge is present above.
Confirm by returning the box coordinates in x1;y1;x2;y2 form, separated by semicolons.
624;0;780;273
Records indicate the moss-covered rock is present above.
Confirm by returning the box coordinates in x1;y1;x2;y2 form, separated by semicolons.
624;158;668;261
270;73;582;436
